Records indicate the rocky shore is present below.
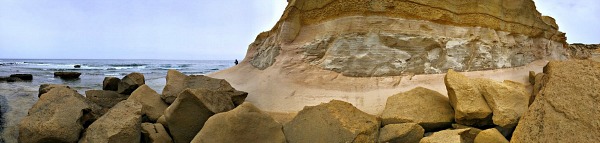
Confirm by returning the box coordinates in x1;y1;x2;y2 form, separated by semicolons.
12;59;600;143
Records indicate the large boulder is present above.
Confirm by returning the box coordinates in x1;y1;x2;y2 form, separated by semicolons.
164;89;235;143
103;77;121;91
474;128;509;143
10;74;33;80
38;84;70;97
191;102;286;143
378;123;424;143
381;87;454;131
512;60;600;142
162;70;247;105
79;100;143;143
444;69;492;126
128;85;169;122
18;87;100;143
54;72;81;80
85;90;129;112
142;123;173;143
473;79;529;128
420;128;477;143
118;72;145;95
283;100;380;143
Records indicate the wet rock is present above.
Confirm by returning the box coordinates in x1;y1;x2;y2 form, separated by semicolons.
103;77;121;91
80;100;143;143
18;87;100;143
192;102;286;143
161;70;247;105
74;64;81;68
420;128;477;143
128;85;168;122
283;100;380;143
164;89;235;143
378;123;424;143
380;87;454;131
444;69;492;127
38;84;70;97
473;79;528;128
54;72;81;80
474;128;509;143
85;90;128;112
142;123;173;143
117;72;145;95
10;74;32;80
512;60;600;142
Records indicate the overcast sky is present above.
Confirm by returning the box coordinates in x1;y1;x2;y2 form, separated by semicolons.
0;0;598;60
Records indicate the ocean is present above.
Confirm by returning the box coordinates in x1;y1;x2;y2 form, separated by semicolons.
0;59;235;142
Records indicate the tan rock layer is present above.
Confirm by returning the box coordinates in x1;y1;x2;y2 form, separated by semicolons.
277;0;565;43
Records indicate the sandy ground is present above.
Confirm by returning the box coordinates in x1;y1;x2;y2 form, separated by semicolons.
210;60;548;116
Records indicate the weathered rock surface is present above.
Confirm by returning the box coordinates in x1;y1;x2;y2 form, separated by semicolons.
568;43;600;59
128;84;168;122
103;77;121;91
142;123;173;143
512;60;600;143
420;128;476;143
380;87;454;131
444;69;492;126
164;89;235;143
378;123;424;143
54;72;81;79
473;79;528;128
80;100;143;143
10;74;32;80
38;84;70;97
192;102;286;143
18;87;100;143
283;100;380;143
85;90;128;111
474;128;508;143
530;72;546;105
118;72;145;95
162;70;247;105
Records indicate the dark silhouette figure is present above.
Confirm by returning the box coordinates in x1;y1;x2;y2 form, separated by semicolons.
234;59;239;65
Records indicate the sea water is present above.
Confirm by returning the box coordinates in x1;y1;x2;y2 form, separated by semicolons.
0;59;235;142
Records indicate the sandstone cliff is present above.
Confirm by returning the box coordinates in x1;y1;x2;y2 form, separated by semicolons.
210;0;570;113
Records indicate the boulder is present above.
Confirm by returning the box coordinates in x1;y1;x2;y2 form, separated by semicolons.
74;64;81;68
420;128;477;143
128;85;169;122
103;77;121;91
38;84;70;97
161;70;247;105
380;87;454;131
512;60;600;143
80;100;143;143
0;76;22;82
10;74;32;80
444;69;492;126
474;128;509;143
85;90;128;112
142;123;173;143
18;87;100;143
378;123;424;143
472;79;528;128
283;100;380;143
54;72;81;79
118;72;145;95
191;102;286;143
164;89;235;143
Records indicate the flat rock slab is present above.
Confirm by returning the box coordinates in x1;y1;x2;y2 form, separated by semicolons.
380;87;454;131
512;60;600;143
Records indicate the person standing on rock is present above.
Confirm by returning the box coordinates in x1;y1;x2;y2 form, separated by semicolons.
234;59;238;65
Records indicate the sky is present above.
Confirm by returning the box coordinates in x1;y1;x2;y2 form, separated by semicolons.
0;0;598;60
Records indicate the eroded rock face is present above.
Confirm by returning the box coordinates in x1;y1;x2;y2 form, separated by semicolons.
164;89;235;143
511;60;600;143
444;70;492;126
128;85;168;122
19;87;100;143
283;100;380;143
192;102;286;143
162;70;247;105
80;100;143;143
380;87;454;131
